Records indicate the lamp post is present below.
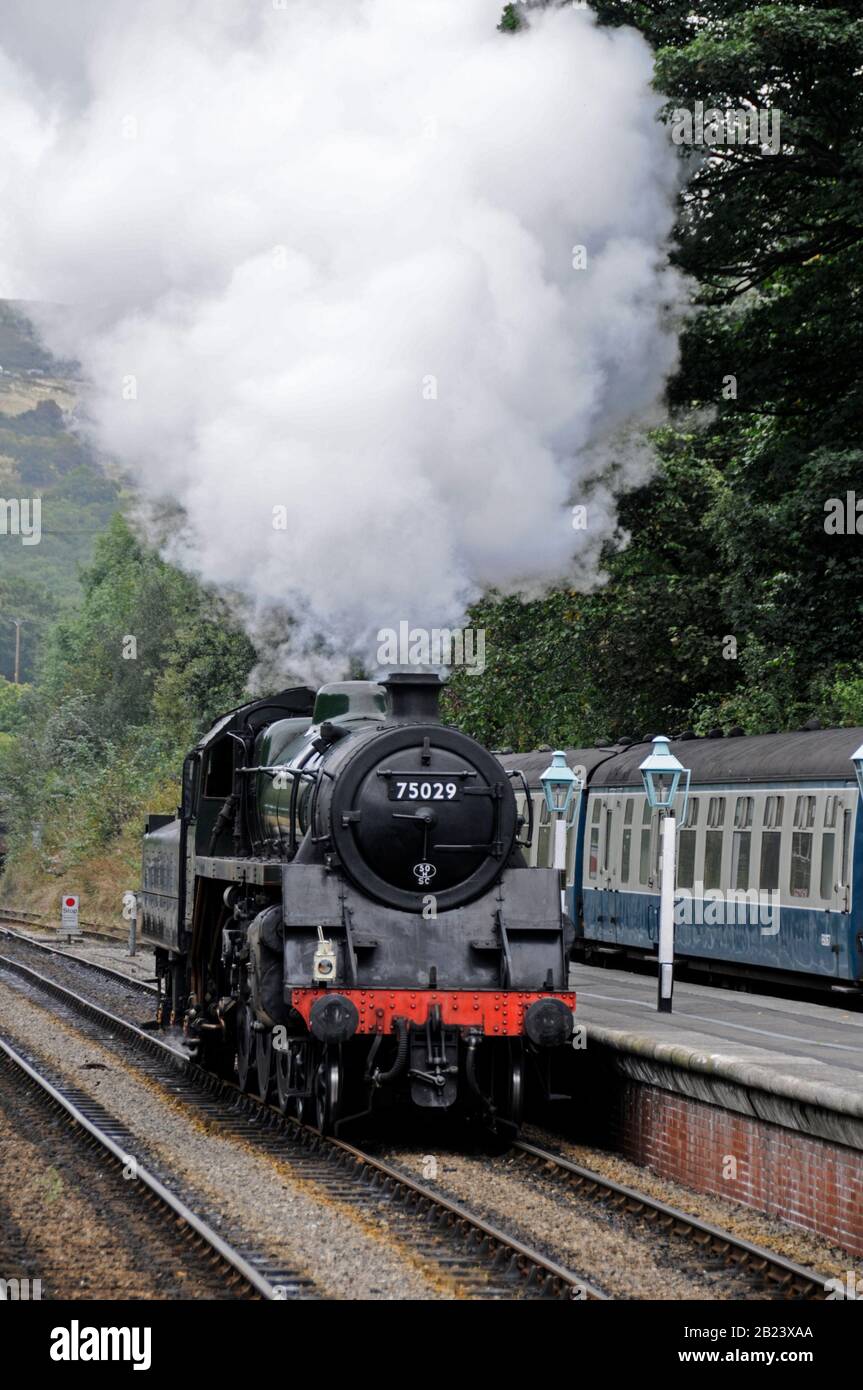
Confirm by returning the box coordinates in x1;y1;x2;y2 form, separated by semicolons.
639;736;690;1014
540;750;581;911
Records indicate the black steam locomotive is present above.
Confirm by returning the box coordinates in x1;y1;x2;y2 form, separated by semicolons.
140;674;574;1133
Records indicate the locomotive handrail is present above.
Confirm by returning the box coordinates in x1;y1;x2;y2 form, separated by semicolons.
506;768;534;849
240;764;317;856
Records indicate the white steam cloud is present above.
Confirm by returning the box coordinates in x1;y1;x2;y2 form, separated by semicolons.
0;0;683;680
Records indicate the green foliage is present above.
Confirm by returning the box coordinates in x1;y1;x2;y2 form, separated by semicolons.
0;515;258;875
456;0;863;748
0;388;120;683
498;4;525;34
0;677;30;735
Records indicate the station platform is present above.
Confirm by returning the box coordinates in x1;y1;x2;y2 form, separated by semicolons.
572;967;861;1128
566;963;863;1254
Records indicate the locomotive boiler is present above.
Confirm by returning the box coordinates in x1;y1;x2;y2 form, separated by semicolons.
140;673;575;1134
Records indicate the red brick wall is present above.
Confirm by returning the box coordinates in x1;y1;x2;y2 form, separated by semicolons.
610;1081;863;1258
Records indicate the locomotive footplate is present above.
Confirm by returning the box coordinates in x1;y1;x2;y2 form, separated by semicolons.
288;987;576;1037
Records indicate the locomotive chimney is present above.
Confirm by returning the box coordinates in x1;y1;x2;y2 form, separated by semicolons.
381;672;444;724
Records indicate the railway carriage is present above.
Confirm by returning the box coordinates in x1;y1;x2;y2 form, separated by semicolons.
504;729;863;995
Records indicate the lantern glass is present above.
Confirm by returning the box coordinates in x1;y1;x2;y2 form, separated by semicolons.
540;750;577;817
639;736;686;813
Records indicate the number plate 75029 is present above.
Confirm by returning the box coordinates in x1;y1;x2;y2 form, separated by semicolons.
387;778;462;802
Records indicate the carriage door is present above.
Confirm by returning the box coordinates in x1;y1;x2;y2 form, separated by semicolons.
822;797;852;975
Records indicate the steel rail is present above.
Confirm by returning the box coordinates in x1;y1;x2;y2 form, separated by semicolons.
512;1138;831;1299
0;905;120;943
0;923;157;994
0;1034;292;1300
0;950;602;1300
3;947;830;1300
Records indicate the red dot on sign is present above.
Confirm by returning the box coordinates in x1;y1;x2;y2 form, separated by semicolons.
65;898;76;907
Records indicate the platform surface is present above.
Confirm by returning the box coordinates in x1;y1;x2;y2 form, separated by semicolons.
569;962;863;1110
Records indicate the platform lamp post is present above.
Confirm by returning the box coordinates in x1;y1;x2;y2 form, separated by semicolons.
639;736;690;1014
540;750;581;912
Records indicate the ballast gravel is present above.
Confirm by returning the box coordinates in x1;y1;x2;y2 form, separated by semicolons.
0;981;464;1301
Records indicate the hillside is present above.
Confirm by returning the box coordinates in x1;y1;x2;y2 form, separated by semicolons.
0;301;119;687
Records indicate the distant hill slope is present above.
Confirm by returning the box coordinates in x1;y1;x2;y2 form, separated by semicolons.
0;300;119;685
0;300;68;374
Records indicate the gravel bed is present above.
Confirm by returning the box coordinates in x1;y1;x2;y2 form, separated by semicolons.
0;1060;247;1300
0;981;470;1301
1;925;158;988
0;932;157;1027
376;1141;785;1300
524;1123;852;1282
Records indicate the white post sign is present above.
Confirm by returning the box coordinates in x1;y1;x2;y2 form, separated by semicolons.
658;816;676;1013
60;893;80;938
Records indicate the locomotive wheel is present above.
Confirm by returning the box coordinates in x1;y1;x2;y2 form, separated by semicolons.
494;1040;525;1130
274;1040;310;1122
236;1002;256;1093
254;1027;274;1103
291;1043;310;1124
505;1040;525;1128
314;1046;343;1135
274;1040;292;1114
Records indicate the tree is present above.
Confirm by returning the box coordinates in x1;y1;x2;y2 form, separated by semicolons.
459;2;863;745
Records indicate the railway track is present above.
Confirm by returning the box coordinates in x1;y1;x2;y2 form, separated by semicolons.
0;947;601;1300
0;1034;304;1300
0;905;123;943
0;938;832;1300
507;1138;830;1300
0;922;157;995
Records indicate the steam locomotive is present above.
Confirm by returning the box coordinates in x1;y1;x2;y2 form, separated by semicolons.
140;674;574;1134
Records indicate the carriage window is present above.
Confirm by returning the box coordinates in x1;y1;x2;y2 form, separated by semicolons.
678;824;696;890
588;824;600;881
603;809;613;873
820;833;835;900
621;827;632;883
763;795;784;830
794;795;816;830
730;796;753;887
702;797;724;888
674;795;697;889
591;799;602;823
841;809;851;885
760;832;781;891
734;796;754;829
618;797;633;882
824;795;839;829
639;801;652;885
730;828;751;889
790;831;813;897
704;829;723;889
707;796;725;829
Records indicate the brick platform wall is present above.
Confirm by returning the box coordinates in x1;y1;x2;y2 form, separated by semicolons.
610;1080;863;1258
